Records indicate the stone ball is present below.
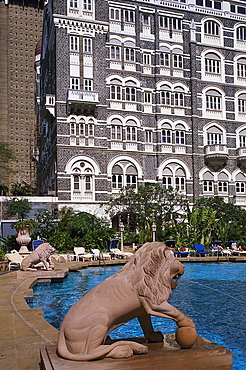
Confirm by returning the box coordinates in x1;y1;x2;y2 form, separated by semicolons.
175;326;198;348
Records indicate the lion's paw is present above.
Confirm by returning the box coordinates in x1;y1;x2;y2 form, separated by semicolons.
107;345;134;359
130;342;148;354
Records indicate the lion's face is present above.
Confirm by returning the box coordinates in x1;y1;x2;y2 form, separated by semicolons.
170;260;184;290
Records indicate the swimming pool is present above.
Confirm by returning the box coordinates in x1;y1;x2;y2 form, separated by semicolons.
29;263;246;370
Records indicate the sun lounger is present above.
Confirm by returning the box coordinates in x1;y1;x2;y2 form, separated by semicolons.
5;250;24;270
109;248;133;259
194;244;209;257
73;248;94;262
90;249;111;260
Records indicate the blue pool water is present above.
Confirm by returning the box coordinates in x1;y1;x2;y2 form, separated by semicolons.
29;263;246;369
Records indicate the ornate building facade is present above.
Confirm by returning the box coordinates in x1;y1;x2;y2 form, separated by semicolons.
38;0;246;215
0;0;44;193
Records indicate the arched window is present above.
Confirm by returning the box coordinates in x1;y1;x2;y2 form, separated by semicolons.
160;85;171;105
125;48;135;62
237;26;246;41
126;120;137;141
203;171;214;193
162;168;172;189
110;45;121;60
174;86;185;107
206;126;223;145
173;48;183;69
70;160;95;201
110;79;122;100
206;89;222;111
235;173;246;194
162;163;186;193
175;168;185;192
204;20;219;36
239;128;246;147
125;81;136;101
160;51;170;67
126;165;137;187
87;118;94;137
237;57;246;78
161;123;172;143
205;52;221;74
218;173;228;194
175;124;185;144
70;118;76;136
112;161;138;190
111;118;122;140
79;118;85;136
238;93;246;113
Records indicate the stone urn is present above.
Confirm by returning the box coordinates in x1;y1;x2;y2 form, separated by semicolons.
15;223;32;254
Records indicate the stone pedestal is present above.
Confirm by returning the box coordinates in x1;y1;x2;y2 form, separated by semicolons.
17;269;67;279
40;335;232;370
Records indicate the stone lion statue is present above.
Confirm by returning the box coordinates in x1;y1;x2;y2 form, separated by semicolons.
57;242;195;361
20;243;55;271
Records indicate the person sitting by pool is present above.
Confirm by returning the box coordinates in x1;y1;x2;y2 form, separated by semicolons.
178;245;187;252
168;244;176;253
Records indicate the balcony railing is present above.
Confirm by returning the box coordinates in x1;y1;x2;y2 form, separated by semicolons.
237;147;246;169
67;89;99;115
204;144;228;170
67;89;99;103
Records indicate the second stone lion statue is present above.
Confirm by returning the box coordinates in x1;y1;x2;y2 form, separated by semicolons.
57;242;196;361
20;242;55;271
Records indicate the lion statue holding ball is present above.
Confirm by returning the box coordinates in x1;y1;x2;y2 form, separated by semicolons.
20;243;55;271
57;242;196;361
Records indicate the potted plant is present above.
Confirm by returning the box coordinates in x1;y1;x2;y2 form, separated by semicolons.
12;219;37;254
6;197;36;254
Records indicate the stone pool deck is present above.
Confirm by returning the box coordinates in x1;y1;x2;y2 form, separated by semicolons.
0;256;243;369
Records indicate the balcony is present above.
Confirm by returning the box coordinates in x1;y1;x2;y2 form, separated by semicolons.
67;89;99;115
44;94;55;120
204;144;228;171
237;148;246;169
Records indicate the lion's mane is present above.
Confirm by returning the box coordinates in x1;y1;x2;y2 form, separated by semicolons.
35;243;55;260
112;242;174;305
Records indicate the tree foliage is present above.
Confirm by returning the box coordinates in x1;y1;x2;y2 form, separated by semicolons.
10;182;32;196
6;198;32;220
32;209;116;253
104;184;189;244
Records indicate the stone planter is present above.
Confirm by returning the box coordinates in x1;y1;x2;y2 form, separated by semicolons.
15;225;31;254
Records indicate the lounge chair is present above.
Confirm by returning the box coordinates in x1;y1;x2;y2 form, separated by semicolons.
211;246;231;257
73;247;94;262
109;248;133;259
5;250;45;270
178;248;190;257
231;249;246;256
5;250;24;270
90;249;111;260
194;244;209;257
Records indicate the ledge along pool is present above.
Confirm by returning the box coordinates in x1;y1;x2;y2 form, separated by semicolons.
28;262;246;370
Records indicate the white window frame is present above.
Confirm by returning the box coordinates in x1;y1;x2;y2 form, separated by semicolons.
126;126;137;141
70;36;79;51
203;180;214;193
110;85;122;100
84;79;93;91
111;125;122;140
83;38;92;53
111;45;121;60
83;0;92;11
124;10;135;23
70;78;80;90
204;20;219;36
